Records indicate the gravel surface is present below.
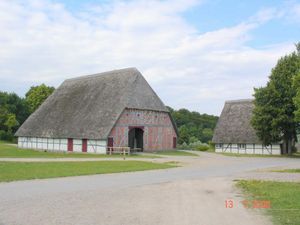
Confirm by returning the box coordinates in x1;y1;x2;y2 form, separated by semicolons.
0;152;299;225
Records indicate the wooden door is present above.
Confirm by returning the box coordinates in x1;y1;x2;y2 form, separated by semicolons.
67;138;73;152
173;137;177;149
108;137;113;152
82;139;87;152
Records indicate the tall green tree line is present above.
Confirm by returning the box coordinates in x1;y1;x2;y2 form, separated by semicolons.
167;106;218;144
0;84;55;141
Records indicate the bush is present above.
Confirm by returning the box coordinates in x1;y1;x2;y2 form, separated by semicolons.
208;141;215;150
177;140;211;151
177;142;189;150
189;140;203;148
0;130;14;141
189;136;199;144
195;145;210;151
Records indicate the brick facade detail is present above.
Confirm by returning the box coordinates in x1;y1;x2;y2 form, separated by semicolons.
109;109;177;151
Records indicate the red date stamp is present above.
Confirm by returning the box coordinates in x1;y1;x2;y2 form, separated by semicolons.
225;199;234;208
225;199;271;209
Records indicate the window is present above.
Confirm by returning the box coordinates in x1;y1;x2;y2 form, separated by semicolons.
238;144;246;149
216;143;223;148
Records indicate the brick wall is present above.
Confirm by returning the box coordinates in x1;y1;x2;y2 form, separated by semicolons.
109;109;177;151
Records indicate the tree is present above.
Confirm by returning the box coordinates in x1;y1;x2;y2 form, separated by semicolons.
4;113;19;133
292;43;300;122
178;125;190;144
251;43;300;155
25;84;55;113
0;91;29;140
167;106;218;144
189;136;199;144
202;128;213;143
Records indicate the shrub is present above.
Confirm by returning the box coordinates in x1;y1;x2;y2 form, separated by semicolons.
0;130;14;141
208;141;215;150
195;145;209;151
177;140;211;151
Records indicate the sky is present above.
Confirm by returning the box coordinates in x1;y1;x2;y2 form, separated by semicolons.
0;0;300;115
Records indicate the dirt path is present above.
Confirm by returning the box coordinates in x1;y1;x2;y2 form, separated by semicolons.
0;178;272;225
0;152;299;225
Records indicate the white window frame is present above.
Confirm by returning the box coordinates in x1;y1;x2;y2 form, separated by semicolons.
216;143;223;148
238;144;246;149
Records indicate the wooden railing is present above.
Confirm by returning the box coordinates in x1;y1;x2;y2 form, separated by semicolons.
107;146;131;160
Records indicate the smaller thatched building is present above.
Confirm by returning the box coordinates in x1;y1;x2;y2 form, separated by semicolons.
212;99;281;155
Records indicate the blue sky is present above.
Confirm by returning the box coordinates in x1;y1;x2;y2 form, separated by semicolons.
0;0;299;115
185;0;300;46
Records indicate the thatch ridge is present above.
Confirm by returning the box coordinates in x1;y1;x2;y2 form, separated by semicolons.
212;99;260;144
16;68;173;139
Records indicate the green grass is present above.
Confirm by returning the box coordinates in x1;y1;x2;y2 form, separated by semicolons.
0;141;158;158
220;152;300;158
0;161;176;182
152;150;198;156
272;169;300;173
237;180;300;225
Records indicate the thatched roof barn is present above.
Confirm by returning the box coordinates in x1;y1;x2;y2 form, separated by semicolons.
212;99;259;144
212;99;281;155
16;68;178;153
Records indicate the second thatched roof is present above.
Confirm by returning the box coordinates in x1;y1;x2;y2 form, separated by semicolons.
212;99;260;144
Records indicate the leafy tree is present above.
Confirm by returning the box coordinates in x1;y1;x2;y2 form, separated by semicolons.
0;91;29;140
168;106;218;144
189;136;199;144
252;43;300;155
178;125;190;144
25;84;55;113
293;43;300;122
202;128;213;143
4;113;19;133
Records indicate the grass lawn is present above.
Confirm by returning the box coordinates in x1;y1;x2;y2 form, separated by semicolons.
152;150;198;156
237;180;300;225
0;141;158;158
272;169;300;173
0;161;176;182
220;152;300;158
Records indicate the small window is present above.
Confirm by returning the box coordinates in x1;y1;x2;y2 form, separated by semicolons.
238;144;246;149
216;143;223;148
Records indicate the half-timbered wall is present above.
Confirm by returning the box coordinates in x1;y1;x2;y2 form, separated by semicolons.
215;143;281;155
18;137;106;154
109;109;177;151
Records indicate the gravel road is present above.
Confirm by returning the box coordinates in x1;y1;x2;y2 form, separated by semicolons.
0;152;299;225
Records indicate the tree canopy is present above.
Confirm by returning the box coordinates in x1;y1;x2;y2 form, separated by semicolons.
251;43;300;154
25;84;55;113
168;106;218;144
0;92;29;140
0;84;55;141
292;43;300;123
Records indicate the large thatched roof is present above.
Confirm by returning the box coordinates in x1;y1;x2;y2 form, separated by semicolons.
16;68;174;139
212;99;260;144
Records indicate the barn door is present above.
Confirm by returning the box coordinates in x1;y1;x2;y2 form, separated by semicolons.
82;139;87;152
107;137;113;153
173;137;177;149
67;138;73;152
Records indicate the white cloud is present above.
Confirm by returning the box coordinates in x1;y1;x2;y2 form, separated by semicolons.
0;0;297;115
